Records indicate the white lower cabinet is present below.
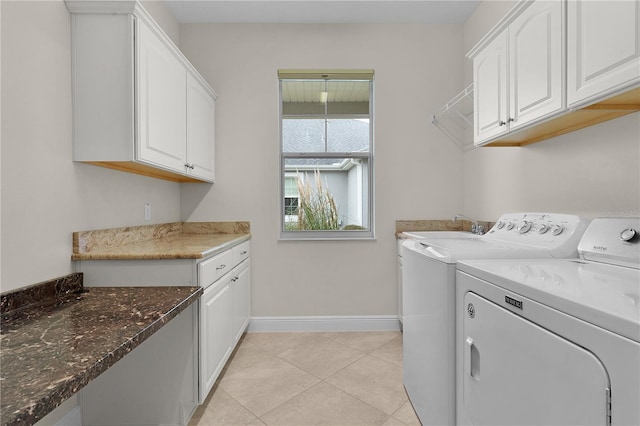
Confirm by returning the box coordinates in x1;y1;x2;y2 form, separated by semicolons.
232;263;251;343
199;258;250;401
200;275;234;402
397;239;404;324
75;239;251;424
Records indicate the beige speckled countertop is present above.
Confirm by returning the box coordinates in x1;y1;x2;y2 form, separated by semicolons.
72;222;250;260
395;219;494;238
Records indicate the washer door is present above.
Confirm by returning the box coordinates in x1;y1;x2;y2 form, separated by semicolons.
462;292;610;425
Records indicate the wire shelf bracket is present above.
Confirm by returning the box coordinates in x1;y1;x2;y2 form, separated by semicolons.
432;83;474;151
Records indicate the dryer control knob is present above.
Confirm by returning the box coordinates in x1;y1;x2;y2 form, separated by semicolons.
496;221;505;230
538;224;549;234
551;225;564;236
517;221;532;234
620;228;638;242
505;222;515;231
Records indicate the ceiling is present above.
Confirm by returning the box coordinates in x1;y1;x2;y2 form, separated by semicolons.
163;0;481;24
282;80;370;104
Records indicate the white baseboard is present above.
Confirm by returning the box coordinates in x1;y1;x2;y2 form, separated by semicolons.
247;315;401;332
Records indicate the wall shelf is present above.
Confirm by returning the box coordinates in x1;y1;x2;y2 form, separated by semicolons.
432;84;474;151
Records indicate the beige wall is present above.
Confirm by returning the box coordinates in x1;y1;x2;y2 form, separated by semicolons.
0;1;182;292
463;0;516;84
461;1;640;221
179;23;465;317
3;0;636;316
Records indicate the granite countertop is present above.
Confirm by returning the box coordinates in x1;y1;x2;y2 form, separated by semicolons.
395;219;495;238
72;221;250;260
0;273;202;426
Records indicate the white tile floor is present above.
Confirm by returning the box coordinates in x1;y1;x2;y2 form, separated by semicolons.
189;331;420;426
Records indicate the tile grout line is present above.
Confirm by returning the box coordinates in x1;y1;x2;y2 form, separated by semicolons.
265;333;407;424
198;331;409;426
319;334;409;422
253;337;362;423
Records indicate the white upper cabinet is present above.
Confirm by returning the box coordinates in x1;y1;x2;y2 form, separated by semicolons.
473;32;509;143
66;1;217;183
137;20;188;174
509;1;564;130
471;1;564;145
567;0;640;107
468;0;639;147
186;72;216;182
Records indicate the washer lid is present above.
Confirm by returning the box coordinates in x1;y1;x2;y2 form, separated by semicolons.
402;237;560;264
458;259;640;343
400;231;476;239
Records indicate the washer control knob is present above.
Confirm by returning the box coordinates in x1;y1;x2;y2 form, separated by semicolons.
505;222;515;231
538;224;549;234
620;228;638;242
496;221;505;230
550;225;564;236
517;221;532;234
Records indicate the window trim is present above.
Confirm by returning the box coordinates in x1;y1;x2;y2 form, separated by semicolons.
278;71;375;240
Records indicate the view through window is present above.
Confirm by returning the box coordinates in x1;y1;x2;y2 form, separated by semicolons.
279;70;374;239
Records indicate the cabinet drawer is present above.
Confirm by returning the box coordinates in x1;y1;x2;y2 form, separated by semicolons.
233;241;250;265
199;250;234;287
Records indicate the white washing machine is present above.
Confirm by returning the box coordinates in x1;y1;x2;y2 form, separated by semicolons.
456;217;640;426
401;213;589;425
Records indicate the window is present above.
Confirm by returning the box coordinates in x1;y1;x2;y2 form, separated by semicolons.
284;174;300;229
279;70;374;239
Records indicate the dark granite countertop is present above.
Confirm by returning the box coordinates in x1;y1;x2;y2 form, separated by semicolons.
0;273;202;426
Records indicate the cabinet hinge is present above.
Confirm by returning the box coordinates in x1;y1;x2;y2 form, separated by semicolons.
606;387;612;426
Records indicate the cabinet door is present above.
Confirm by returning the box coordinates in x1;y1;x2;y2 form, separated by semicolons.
200;279;233;402
397;254;403;324
232;261;251;344
568;0;640;107
474;32;509;145
509;0;564;130
186;72;216;183
136;19;187;173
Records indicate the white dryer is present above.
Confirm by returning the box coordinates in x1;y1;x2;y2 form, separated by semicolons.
456;217;640;426
401;213;589;425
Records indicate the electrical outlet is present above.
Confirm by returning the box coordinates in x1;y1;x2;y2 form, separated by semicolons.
144;203;151;221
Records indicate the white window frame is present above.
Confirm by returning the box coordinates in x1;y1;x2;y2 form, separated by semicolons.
278;70;375;240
